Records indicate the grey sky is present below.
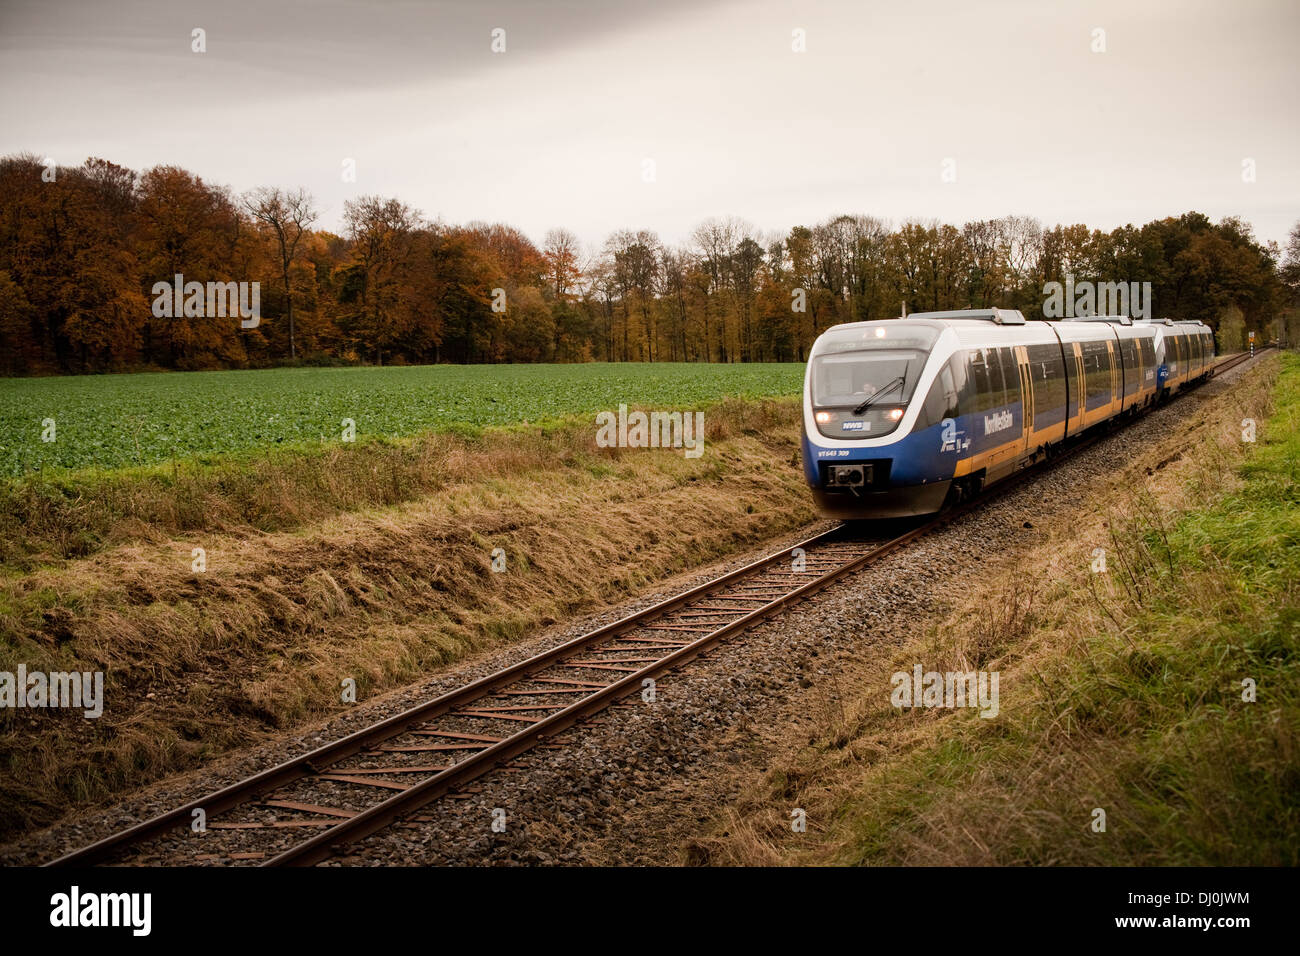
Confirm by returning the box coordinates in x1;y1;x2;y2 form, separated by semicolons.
2;0;1296;252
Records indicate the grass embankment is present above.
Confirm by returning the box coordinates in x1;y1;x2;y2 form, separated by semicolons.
0;397;813;841
698;354;1297;866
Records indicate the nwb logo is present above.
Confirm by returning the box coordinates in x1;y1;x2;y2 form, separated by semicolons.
151;273;260;328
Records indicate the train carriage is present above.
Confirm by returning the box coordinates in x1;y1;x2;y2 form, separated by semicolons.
1134;318;1215;396
802;308;1208;519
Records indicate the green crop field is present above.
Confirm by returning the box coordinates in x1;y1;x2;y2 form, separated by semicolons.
0;362;806;476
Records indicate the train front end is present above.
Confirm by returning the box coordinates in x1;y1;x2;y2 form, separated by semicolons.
801;319;956;519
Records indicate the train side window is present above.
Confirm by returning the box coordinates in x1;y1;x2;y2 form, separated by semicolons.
940;364;959;418
1028;343;1065;422
969;348;994;413
996;348;1019;407
916;362;961;431
948;354;969;408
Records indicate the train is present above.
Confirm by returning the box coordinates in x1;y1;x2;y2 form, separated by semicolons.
801;308;1215;518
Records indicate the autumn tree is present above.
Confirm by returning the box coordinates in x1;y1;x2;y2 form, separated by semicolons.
135;165;254;368
340;195;422;364
243;186;318;359
0;155;147;372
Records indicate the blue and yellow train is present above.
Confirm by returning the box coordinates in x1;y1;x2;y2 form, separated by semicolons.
801;308;1215;518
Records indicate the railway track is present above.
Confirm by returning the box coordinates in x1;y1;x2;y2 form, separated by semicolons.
47;349;1265;868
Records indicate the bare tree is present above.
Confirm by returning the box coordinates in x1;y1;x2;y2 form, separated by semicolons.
243;186;318;359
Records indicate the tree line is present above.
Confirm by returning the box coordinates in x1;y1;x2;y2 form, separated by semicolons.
1;152;1296;376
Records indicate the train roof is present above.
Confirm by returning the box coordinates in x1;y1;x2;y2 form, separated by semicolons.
906;308;1027;325
817;310;1211;345
1133;318;1212;332
1059;314;1132;325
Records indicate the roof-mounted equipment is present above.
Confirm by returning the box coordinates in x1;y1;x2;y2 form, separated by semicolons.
907;308;1027;325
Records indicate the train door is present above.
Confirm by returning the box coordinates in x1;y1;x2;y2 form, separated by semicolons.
1070;341;1085;436
1015;345;1034;456
1105;339;1119;414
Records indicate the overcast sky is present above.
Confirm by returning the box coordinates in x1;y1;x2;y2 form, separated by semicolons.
2;0;1296;252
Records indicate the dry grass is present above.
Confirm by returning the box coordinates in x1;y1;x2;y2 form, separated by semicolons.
692;357;1296;867
0;398;815;840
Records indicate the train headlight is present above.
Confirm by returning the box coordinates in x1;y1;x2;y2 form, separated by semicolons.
888;408;904;421
815;411;832;424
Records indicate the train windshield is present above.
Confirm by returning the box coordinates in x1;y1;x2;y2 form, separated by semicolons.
811;349;925;407
810;323;940;408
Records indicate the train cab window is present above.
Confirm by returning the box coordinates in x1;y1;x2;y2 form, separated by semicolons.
810;349;925;407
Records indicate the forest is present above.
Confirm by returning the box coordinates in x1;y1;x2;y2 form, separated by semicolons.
1;152;1295;376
